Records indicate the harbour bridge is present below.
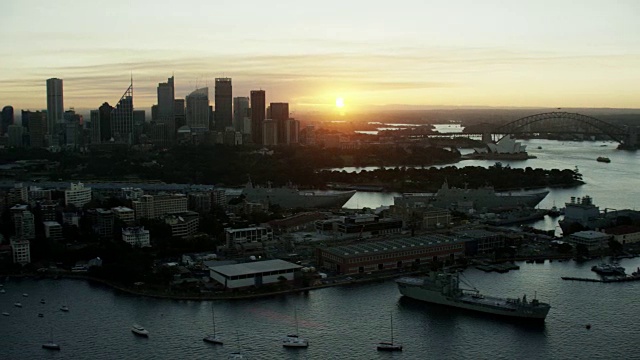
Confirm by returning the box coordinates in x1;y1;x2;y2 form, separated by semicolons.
465;112;638;149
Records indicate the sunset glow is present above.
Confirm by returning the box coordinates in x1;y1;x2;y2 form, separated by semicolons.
0;0;639;114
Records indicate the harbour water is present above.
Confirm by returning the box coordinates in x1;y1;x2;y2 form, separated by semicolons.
2;257;640;359
342;139;640;235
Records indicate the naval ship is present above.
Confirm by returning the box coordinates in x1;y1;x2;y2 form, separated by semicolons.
396;271;550;321
242;181;356;209
394;182;548;213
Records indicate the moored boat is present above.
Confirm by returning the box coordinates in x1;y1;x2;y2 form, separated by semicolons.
282;308;309;348
131;324;149;337
14;302;22;308
596;157;611;163
377;313;402;352
203;303;223;345
396;271;550;321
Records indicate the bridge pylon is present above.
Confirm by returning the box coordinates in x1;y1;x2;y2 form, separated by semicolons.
482;131;493;144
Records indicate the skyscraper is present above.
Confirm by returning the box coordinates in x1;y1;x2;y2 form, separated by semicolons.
157;76;175;120
186;87;210;132
250;90;265;144
270;102;289;144
110;81;134;144
21;110;46;148
46;78;63;136
98;102;113;142
1;106;14;135
215;78;232;131
233;97;249;133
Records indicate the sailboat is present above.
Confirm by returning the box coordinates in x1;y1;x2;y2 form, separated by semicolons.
377;313;402;351
203;303;223;345
282;308;309;348
42;328;61;350
228;332;244;359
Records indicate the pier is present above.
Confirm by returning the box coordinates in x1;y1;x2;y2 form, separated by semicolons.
561;275;640;283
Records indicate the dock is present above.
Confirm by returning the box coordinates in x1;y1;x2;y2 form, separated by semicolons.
561;275;640;283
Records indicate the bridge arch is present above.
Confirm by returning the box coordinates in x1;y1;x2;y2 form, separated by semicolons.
493;112;629;144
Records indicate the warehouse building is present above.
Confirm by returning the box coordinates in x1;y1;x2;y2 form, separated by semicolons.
208;259;302;289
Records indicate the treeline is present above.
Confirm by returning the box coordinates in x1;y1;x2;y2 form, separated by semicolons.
316;163;583;192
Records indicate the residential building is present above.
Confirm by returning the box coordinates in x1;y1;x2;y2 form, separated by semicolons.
11;238;31;265
188;192;212;214
112;206;136;225
250;90;265;144
262;119;277;146
122;226;151;247
65;182;92;208
43;221;63;241
39;200;58;221
284;118;300;145
132;194;188;220
87;208;114;239
13;210;35;240
212;189;227;209
164;211;199;238
215;78;232;131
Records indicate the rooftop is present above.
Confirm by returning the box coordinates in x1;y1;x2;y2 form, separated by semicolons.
322;234;462;258
208;259;302;277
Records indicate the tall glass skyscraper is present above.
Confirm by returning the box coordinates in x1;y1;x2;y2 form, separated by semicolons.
186;87;210;133
233;97;249;133
1;106;14;135
46;78;63;136
110;81;134;144
215;78;232;131
250;90;265;144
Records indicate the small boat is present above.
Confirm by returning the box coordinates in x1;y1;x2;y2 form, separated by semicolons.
42;328;60;350
377;313;403;352
596;156;611;163
203;303;223;345
228;332;245;359
131;324;149;337
60;305;69;312
282;308;309;348
14;302;22;308
2;312;9;316
22;293;28;297
38;313;44;318
40;299;46;304
0;289;5;294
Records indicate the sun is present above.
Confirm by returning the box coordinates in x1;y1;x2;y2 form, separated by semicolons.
335;97;344;108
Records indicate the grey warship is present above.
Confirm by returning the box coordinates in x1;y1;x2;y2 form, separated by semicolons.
396;271;550;321
242;181;356;209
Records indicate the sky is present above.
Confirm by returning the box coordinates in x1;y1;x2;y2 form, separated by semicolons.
1;0;639;116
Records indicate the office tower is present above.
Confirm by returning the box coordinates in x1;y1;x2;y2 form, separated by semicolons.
233;97;249;132
110;81;134;144
262;119;277;146
174;99;186;129
186;87;209;132
21;110;46;148
7;125;24;147
285;118;300;145
270;102;289;144
157;76;175;120
250;90;265;144
215;78;232;131
1;106;13;135
98;102;113;142
90;110;100;143
63;109;81;147
46;78;64;136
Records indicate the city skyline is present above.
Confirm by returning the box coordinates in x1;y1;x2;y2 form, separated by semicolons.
1;0;639;113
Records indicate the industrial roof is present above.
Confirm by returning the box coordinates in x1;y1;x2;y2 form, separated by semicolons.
209;259;302;277
322;234;464;258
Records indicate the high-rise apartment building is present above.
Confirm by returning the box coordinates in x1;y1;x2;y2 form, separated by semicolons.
186;88;210;132
262;119;278;146
270;102;289;144
46;78;63;136
65;182;92;208
250;90;265;144
215;78;232;131
110;82;134;144
233;97;249;133
132;194;188;220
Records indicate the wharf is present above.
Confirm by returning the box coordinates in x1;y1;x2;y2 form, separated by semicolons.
561;275;640;283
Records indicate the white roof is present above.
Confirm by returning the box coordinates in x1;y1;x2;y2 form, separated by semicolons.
210;259;302;277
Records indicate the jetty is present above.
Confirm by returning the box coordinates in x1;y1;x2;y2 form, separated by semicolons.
561;275;640;283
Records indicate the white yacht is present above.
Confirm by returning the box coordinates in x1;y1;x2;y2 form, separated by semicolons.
282;308;309;348
131;324;149;337
377;313;402;352
60;305;69;312
14;302;22;308
42;328;60;350
2;312;9;316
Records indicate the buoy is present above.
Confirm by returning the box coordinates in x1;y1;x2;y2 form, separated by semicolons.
585;324;591;330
